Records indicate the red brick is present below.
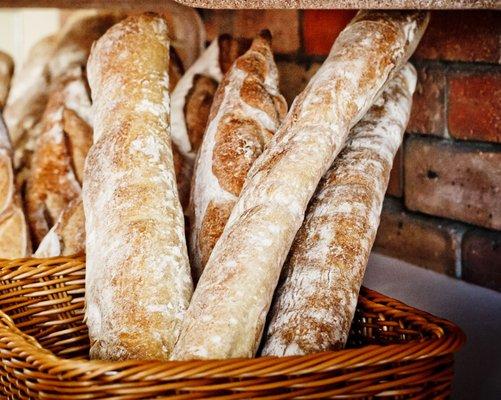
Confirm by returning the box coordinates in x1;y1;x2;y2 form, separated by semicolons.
233;10;300;54
404;136;501;230
462;228;501;292
407;65;446;136
202;10;300;54
202;9;235;42
448;71;501;143
414;11;500;64
374;197;464;276
302;10;357;56
386;147;403;197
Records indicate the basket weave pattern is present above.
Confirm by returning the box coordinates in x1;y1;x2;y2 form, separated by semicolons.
0;256;465;399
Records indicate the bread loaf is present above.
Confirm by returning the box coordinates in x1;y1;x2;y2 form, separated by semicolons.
189;31;287;279
171;10;429;361
171;35;250;160
6;11;122;180
35;196;84;257
262;64;417;356
170;35;250;210
0;115;31;258
4;35;56;168
84;14;192;361
0;51;14;111
26;67;92;247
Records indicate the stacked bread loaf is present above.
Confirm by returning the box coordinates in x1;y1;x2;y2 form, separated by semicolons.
262;63;417;356
25;67;92;248
172;10;428;360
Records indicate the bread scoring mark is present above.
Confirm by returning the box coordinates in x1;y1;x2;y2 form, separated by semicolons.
184;74;218;152
26;69;90;246
213;115;270;197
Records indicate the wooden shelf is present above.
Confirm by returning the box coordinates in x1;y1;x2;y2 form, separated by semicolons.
0;0;497;9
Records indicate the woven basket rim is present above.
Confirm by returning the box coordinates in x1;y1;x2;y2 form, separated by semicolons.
0;256;466;383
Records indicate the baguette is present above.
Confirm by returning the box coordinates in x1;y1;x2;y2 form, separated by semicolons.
262;64;417;356
25;67;92;247
0;51;14;110
171;10;429;360
171;35;251;159
0;115;31;258
84;14;192;361
171;35;250;210
189;31;287;279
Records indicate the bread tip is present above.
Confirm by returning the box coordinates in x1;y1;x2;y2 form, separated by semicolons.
257;29;272;45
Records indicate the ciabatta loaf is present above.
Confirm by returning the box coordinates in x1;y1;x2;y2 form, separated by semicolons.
262;64;417;356
25;67;92;247
0;51;14;110
84;14;192;361
189;31;287;279
171;10;429;361
0;115;30;258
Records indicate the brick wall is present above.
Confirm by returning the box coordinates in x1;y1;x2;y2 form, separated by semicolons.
198;9;501;292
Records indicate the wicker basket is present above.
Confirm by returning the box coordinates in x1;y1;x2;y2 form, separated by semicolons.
0;256;465;399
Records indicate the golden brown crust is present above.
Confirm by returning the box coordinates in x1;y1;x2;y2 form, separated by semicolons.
199;200;233;268
35;196;85;257
212;115;271;196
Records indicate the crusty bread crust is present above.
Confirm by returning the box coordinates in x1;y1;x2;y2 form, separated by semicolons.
189;31;287;279
262;64;417;356
84;14;192;361
172;11;429;361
